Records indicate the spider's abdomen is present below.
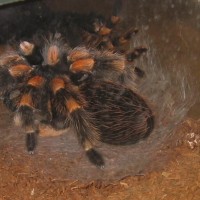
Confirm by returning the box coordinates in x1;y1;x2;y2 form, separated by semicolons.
82;81;154;145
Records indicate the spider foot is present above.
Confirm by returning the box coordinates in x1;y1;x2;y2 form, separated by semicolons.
86;148;105;169
126;47;148;62
26;132;37;154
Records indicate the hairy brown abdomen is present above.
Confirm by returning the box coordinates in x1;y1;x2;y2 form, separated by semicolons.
82;81;154;145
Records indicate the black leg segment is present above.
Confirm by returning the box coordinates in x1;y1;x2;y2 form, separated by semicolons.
86;148;105;169
26;132;37;154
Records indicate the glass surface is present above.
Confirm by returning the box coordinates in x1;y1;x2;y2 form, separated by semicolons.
0;0;25;6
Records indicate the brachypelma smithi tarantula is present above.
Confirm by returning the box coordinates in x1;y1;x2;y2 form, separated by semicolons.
0;1;154;168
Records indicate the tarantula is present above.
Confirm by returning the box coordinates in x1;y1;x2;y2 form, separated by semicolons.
0;2;154;168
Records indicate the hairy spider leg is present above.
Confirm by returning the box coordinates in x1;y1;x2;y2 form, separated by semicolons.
0;53;32;95
68;47;127;83
50;77;104;168
14;75;47;153
19;41;43;65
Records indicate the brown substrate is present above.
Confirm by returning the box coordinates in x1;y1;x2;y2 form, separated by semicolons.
0;119;199;200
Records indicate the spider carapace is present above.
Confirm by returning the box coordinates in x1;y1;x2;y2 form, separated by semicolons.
0;2;154;168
